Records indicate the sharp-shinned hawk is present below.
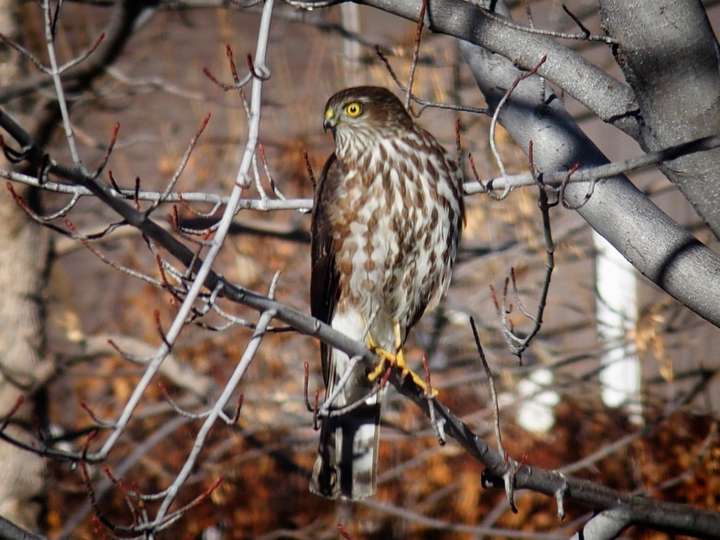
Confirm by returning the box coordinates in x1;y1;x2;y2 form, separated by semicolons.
310;86;464;500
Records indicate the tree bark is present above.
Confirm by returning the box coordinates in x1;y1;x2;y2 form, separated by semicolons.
0;1;50;530
600;0;720;239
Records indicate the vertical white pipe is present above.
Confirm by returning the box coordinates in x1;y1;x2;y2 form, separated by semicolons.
516;367;559;433
340;4;362;86
594;231;642;424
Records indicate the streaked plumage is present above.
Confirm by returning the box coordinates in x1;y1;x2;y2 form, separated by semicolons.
310;86;464;500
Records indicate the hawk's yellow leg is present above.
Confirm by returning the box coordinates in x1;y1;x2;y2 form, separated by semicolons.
367;322;438;397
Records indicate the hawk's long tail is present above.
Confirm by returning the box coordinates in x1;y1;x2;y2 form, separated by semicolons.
310;311;383;500
310;395;381;500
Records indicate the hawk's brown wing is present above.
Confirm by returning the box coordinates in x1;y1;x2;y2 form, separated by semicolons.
310;153;341;386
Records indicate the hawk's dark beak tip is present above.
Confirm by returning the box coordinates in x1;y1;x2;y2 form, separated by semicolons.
323;107;336;132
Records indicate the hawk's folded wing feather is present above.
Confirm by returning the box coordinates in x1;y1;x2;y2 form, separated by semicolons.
310;153;341;386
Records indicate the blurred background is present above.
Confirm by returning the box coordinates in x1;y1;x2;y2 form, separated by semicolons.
1;1;719;538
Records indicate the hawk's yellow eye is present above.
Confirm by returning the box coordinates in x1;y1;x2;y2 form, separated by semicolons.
345;102;362;117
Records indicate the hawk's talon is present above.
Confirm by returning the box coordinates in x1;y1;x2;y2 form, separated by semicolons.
366;325;438;397
366;333;393;382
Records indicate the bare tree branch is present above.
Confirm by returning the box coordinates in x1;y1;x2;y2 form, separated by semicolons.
287;0;641;137
459;37;720;328
600;0;720;239
0;0;150;105
0;516;46;540
2;2;719;537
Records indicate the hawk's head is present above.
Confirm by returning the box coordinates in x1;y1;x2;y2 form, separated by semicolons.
322;86;412;135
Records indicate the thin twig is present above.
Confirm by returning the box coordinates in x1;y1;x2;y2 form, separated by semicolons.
317;356;362;415
145;112;212;216
43;0;83;169
405;0;427;112
377;47;489;117
151;307;275;527
466;1;616;45
58;31;106;73
494;141;555;359
0;33;49;73
470;317;504;460
488;54;547;200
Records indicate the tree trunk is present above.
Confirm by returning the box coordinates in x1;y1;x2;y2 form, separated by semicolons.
0;0;51;530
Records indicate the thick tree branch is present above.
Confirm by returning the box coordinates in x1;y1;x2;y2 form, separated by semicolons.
459;38;720;329
599;0;720;239
0;516;45;540
396;376;720;537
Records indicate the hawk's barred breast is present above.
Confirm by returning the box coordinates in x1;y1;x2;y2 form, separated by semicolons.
329;123;463;346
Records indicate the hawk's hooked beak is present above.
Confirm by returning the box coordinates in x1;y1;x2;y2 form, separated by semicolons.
323;107;337;132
